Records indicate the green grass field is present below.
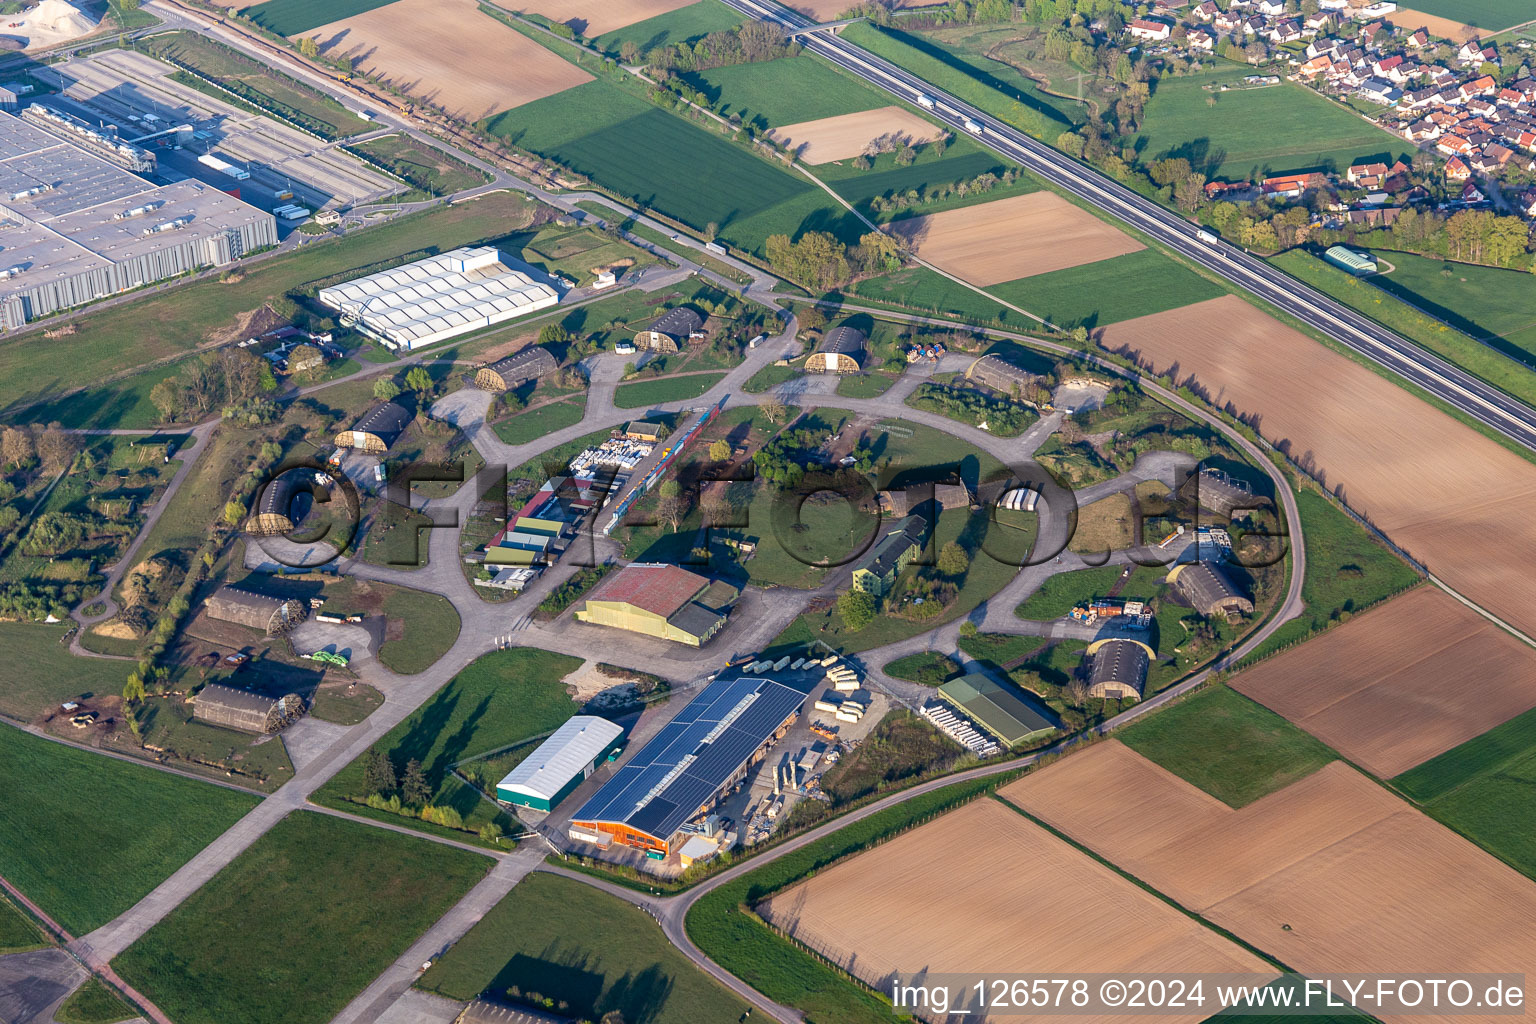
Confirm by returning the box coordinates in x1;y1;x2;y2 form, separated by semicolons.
815;138;1038;216
492;396;588;445
1;193;538;429
591;0;742;54
990;248;1227;329
419;872;748;1021
54;979;139;1024
1014;564;1128;620
350;133;487;196
1118;685;1337;807
1241;489;1420;661
683;55;889;128
0;725;258;934
113;811;489;1024
485;79;857;253
1271;249;1536;412
840;23;1078;140
614;372;726;409
1392;706;1536;879
1132;77;1406;181
849;266;1021;325
1398;0;1531;29
883;650;960;684
313;648;582;840
243;0;393;36
687;772;1001;1024
0;895;46;954
0;623;137;721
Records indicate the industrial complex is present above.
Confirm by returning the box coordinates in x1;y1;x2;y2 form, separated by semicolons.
574;562;738;647
318;246;561;350
0;108;275;328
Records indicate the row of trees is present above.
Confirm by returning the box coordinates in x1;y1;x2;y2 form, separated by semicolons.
150;347;277;424
763;230;904;291
2;424;83;475
642;21;798;73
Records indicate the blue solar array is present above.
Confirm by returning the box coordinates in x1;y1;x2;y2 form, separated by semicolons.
572;673;808;843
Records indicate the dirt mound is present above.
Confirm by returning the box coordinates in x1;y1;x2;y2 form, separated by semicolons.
94;606;151;640
119;557;169;607
208;303;286;345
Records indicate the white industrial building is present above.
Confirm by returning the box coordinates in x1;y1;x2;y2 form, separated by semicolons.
317;245;560;351
0;108;276;330
494;715;625;812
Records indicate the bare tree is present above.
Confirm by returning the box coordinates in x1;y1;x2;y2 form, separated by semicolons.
762;395;786;424
36;424;80;474
1065;675;1090;710
0;425;33;467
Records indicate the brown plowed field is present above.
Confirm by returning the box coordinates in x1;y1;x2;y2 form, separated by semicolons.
1231;586;1536;778
523;0;699;36
760;798;1270;1024
306;0;593;121
1392;8;1484;41
774;106;942;164
1004;743;1536;1013
888;192;1143;286
1098;294;1536;640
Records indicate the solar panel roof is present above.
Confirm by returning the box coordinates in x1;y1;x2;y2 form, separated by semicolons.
572;674;808;841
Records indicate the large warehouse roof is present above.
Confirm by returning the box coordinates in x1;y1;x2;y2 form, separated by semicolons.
497;716;624;803
818;325;866;356
938;673;1056;746
318;246;559;351
572;674;807;843
587;562;709;618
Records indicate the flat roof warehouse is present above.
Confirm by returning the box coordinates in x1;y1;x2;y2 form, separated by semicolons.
0;109;276;329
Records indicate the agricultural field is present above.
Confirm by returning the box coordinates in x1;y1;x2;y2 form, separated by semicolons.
1006;743;1536;985
1131;76;1407;182
1395;0;1531;33
244;0;397;36
0;192;540;429
1271;249;1536;411
0;724;258;935
308;0;593;121
313;647;582;843
0;623;141;721
1099;293;1536;641
140;31;373;140
418;872;749;1022
350;133;489;198
588;0;742;53
1232;586;1536;780
991;247;1227;329
1117;685;1338;808
682;55;889;130
486;79;857;254
113;811;490;1024
528;0;704;38
760;798;1269;1017
888;191;1142;286
815;136;1039;220
776;106;943;163
614;372;727;408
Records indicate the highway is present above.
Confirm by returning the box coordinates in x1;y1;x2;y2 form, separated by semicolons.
722;0;1536;453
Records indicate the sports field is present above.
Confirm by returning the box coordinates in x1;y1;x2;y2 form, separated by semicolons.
314;647;582;839
419;872;749;1021
888;192;1142;286
243;0;395;36
1131;77;1406;181
761;798;1269;1021
1004;743;1536;983
683;54;889;129
1233;587;1536;779
1099;294;1536;641
486;80;854;252
0;725;258;935
308;0;592;121
113;812;490;1024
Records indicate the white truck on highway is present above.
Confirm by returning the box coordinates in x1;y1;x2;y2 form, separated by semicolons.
1196;229;1219;245
915;92;936;109
962;117;983;135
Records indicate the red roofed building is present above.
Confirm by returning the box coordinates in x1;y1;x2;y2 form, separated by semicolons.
1261;172;1326;198
1445;155;1471;180
575;562;737;645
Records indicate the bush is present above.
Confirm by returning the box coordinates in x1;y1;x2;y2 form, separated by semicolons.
837;589;876;631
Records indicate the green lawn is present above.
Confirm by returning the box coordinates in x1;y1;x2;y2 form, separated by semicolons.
0;725;259;934
1014;564;1128;620
686;773;1002;1024
113;812;490;1024
683;55;889;128
591;0;742;54
835;370;901;398
0;193;537;428
54;979;139;1024
316;577;460;675
989;248;1227;329
313;648;582;841
1271;249;1536;410
0;625;138;721
848;266;1022;326
883;650;960;684
243;0;394;35
1118;685;1337;807
840;23;1079;140
492;396;588;445
1397;0;1531;30
1391;706;1536;879
419;872;748;1022
484;79;858;253
1241;489;1420;661
1131;76;1406;181
0;895;46;954
350;133;488;196
614;372;726;409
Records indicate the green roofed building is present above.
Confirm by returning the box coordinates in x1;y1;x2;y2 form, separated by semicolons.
937;672;1057;747
1324;245;1377;275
